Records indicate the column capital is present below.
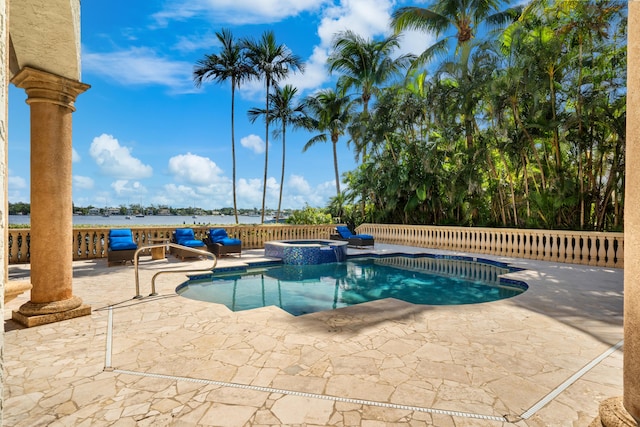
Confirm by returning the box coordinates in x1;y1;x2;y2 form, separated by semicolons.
11;66;90;111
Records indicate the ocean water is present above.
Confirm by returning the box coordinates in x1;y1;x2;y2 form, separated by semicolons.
9;214;263;227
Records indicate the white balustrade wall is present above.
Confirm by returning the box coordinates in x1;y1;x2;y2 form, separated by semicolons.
356;224;623;268
7;224;624;268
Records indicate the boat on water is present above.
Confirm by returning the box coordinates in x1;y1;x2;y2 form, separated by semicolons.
125;216;131;220
135;214;145;218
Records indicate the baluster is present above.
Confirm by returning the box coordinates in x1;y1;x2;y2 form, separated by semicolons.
542;233;551;261
597;235;607;267
589;236;598;266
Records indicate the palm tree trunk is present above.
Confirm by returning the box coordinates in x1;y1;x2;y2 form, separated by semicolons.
261;78;271;224
332;134;341;196
522;152;531;220
276;121;286;223
231;83;239;224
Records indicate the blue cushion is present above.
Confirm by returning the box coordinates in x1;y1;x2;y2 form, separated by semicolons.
180;239;205;248
220;237;241;246
109;229;137;250
355;234;374;240
336;226;353;238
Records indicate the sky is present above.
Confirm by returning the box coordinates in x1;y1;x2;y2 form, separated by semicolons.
8;0;430;211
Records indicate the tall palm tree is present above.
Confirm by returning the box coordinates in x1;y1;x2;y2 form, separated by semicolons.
247;84;307;222
243;31;304;223
193;28;254;224
303;88;355;198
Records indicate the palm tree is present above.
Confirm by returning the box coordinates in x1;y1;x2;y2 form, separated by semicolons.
247;84;307;222
243;31;304;223
303;88;355;198
391;0;521;69
193;28;254;224
328;31;413;116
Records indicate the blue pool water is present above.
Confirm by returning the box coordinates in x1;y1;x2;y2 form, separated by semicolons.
176;256;527;316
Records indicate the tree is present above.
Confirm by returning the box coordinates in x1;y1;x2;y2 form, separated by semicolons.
193;28;254;224
243;31;304;223
391;0;521;68
303;88;355;198
392;0;521;148
248;84;307;222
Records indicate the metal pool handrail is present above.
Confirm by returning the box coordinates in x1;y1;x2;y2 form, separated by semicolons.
133;243;217;299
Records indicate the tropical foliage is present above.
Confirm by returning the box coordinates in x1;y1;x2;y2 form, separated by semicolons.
194;0;627;231
342;0;626;231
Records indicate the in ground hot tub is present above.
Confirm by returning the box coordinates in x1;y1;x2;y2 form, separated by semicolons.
264;239;348;265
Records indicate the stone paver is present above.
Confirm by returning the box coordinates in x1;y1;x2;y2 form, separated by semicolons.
4;245;623;426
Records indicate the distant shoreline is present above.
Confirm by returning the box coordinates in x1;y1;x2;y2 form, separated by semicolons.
9;214;265;228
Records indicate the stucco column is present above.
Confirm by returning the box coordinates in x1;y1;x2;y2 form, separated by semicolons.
624;2;640;423
592;2;640;426
10;66;91;327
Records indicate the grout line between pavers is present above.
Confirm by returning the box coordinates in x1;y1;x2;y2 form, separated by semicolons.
111;368;508;422
520;340;624;419
104;306;113;370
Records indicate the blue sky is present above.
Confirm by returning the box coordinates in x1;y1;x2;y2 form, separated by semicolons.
8;0;429;211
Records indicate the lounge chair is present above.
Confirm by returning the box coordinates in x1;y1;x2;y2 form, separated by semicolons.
204;228;242;257
171;228;207;260
107;229;138;266
331;225;375;248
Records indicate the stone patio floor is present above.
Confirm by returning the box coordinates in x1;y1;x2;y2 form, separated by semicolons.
3;244;624;426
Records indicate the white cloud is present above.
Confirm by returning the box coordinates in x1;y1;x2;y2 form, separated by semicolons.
283;175;335;208
152;0;326;26
73;175;94;190
111;180;146;195
173;32;219;53
240;134;266;154
72;147;81;163
167;152;225;186
89;133;153;179
317;0;394;46
395;28;437;59
282;46;330;93
83;47;196;94
8;174;27;190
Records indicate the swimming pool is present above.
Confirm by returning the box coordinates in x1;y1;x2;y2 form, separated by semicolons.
176;255;528;316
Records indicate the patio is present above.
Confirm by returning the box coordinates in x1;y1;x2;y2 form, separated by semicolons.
3;244;623;426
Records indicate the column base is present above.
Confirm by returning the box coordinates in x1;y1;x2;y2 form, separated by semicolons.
12;295;91;327
590;397;638;427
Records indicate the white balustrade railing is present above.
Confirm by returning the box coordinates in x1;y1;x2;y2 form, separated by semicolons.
7;223;624;268
355;224;623;268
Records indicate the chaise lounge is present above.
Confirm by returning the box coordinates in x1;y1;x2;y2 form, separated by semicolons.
107;229;138;266
330;225;375;248
171;228;207;260
204;228;242;257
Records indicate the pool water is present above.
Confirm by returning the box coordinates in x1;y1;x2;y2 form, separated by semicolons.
176;256;527;316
